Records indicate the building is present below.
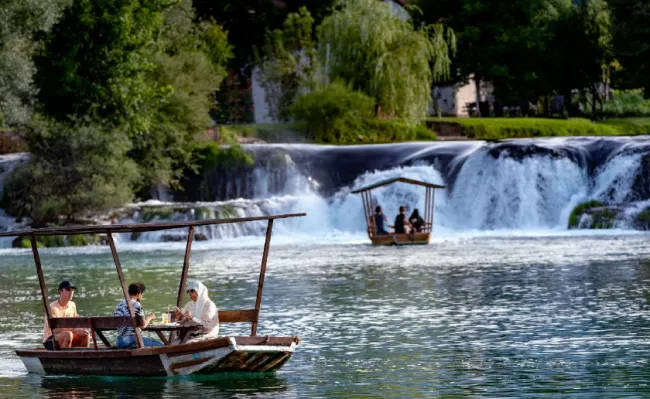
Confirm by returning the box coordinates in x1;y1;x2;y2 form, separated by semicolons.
431;77;494;118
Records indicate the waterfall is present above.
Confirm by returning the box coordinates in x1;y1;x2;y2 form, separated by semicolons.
2;137;650;245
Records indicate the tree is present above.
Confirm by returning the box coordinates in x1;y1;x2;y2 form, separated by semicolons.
318;0;455;124
0;0;70;125
608;0;650;96
257;7;317;121
137;0;233;187
35;0;232;189
2;117;138;226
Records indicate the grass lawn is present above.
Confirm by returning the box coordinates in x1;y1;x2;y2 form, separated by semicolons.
428;117;650;140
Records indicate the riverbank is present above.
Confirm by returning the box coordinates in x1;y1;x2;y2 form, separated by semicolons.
427;117;650;140
223;117;650;144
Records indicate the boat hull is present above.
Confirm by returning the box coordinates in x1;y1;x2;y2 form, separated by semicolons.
17;336;297;377
370;232;431;246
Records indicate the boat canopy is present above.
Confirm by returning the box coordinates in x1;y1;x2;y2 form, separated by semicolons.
6;212;306;349
351;177;445;194
0;213;305;237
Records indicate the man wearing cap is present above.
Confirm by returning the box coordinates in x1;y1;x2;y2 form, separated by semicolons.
42;280;90;350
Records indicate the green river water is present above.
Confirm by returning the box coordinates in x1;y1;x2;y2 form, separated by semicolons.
1;233;650;398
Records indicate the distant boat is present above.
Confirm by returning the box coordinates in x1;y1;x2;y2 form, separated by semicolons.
352;177;445;246
1;214;305;377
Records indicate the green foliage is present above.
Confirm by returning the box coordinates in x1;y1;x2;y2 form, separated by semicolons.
0;0;70;125
290;82;375;140
257;7;317;121
67;235;89;246
318;0;455;124
603;90;650;117
34;0;233;190
137;0;233;187
1;117;138;226
431;117;624;139
635;206;650;230
35;0;169;126
609;0;650;95
141;208;174;223
197;142;254;174
568;200;604;228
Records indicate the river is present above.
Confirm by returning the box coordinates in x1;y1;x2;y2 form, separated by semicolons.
1;232;650;397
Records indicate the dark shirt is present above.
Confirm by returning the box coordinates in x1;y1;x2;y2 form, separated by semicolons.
410;216;424;232
374;213;387;234
394;214;406;234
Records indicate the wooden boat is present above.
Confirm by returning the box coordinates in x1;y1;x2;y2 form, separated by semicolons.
351;177;445;246
0;213;305;376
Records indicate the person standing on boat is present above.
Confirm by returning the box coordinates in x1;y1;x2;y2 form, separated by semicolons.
373;206;388;235
42;280;90;350
113;282;163;349
394;206;413;234
173;280;219;344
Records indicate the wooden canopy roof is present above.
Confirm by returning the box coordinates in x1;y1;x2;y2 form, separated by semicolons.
0;213;306;237
351;178;445;194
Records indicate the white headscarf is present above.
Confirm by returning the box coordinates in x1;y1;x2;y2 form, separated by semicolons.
186;280;210;318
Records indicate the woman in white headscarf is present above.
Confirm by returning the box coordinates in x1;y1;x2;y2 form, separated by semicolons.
174;280;219;344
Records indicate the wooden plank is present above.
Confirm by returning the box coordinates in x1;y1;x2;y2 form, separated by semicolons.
50;316;134;330
251;219;273;336
218;309;257;323
16;349;136;359
95;331;112;348
39;356;166;377
30;234;53;343
370;233;431;246
107;232;144;349
176;226;194;308
0;213;307;238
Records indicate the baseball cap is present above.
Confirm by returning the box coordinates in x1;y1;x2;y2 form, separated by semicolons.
58;280;77;291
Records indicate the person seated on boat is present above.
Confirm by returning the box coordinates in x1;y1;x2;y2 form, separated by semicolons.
394;206;413;234
113;282;163;349
42;280;90;350
409;209;425;232
373;206;389;235
172;280;219;344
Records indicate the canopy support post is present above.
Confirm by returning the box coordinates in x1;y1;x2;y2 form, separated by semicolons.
176;226;195;308
252;219;274;336
107;232;144;349
30;234;55;348
431;189;436;232
424;187;430;232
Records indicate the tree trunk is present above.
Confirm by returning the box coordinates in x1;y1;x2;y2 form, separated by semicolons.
474;74;482;117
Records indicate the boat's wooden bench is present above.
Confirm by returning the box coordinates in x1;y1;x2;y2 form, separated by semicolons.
49;309;259;349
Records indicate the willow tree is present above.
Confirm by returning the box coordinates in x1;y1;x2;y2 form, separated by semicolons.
317;0;455;124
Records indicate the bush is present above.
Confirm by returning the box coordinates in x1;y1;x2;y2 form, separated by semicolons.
568;200;603;228
603;89;650;117
291;82;376;141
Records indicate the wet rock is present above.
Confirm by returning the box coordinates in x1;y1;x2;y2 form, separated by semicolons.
194;233;208;241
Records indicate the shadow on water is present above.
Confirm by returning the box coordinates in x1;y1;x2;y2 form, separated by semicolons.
22;373;292;398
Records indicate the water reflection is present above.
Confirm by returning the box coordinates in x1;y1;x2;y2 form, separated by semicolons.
24;373;293;399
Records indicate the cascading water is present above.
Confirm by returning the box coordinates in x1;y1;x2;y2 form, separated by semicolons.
2;137;650;246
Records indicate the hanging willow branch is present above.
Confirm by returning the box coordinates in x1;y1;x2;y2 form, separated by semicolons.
317;0;456;124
